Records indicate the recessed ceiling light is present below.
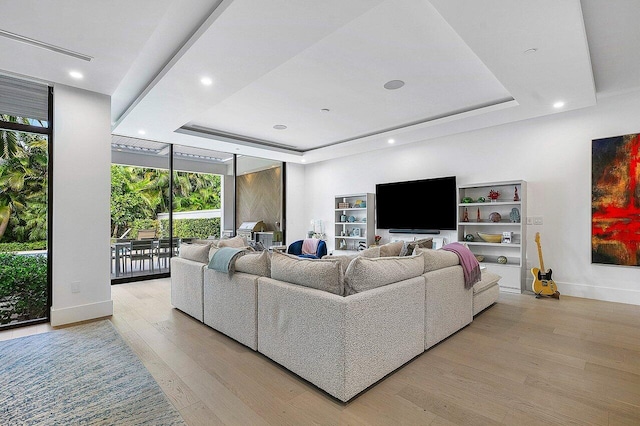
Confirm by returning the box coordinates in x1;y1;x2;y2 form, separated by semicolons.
524;48;538;54
69;71;83;79
138;130;146;135
388;139;395;144
200;77;213;86
384;80;405;90
321;108;330;113
553;101;565;108
273;124;287;130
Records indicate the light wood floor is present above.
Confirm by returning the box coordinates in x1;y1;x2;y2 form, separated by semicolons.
3;278;640;425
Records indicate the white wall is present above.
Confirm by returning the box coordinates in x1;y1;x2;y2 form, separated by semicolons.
299;89;640;306
51;84;112;325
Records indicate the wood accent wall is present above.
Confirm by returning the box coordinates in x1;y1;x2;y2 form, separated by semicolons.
236;167;282;232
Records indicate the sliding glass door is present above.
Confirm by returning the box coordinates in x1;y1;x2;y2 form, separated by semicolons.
110;138;235;283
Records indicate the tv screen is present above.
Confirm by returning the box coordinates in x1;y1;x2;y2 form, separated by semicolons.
376;176;457;231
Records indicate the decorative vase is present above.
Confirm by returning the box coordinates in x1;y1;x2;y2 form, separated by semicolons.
497;255;508;264
509;208;520;223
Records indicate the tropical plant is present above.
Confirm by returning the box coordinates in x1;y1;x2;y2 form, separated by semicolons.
110;165;221;237
0;126;48;242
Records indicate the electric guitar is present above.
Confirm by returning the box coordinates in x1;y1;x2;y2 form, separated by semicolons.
531;232;559;298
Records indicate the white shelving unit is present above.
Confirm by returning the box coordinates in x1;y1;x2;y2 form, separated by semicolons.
457;180;526;293
334;193;375;254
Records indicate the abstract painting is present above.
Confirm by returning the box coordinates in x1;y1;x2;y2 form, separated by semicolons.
592;132;640;266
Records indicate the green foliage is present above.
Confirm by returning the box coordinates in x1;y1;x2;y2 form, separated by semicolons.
110;165;221;237
159;218;220;239
0;125;48;243
0;241;47;252
0;253;48;325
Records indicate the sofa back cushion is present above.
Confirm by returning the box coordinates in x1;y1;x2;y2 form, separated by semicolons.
179;242;211;264
344;254;425;295
218;235;248;248
271;251;344;296
379;240;406;257
414;247;459;273
234;250;271;277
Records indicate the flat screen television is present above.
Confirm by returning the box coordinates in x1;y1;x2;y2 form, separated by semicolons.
376;176;457;233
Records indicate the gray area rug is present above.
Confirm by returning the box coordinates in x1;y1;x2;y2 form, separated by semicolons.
0;320;186;425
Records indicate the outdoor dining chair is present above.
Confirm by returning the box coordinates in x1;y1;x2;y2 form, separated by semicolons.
129;239;155;273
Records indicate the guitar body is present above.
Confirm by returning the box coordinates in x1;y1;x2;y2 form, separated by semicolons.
530;267;558;295
531;232;559;298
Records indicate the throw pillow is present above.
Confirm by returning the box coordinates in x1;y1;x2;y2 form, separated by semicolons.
379;240;405;257
218;235;247;248
234;250;271;276
406;237;433;254
178;243;211;264
271;251;344;296
344;254;425;295
414;247;459;273
247;240;266;251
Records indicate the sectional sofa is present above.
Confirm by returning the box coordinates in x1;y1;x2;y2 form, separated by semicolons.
170;238;501;402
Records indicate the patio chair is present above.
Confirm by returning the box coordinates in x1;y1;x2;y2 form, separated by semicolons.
129;239;155;273
156;237;180;269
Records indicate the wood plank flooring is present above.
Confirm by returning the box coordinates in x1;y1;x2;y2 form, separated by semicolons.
2;278;640;425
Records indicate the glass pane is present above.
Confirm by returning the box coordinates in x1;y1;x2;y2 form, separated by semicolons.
110;137;169;279
171;145;232;243
0;128;49;328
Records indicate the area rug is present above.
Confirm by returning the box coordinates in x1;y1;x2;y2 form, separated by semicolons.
0;320;185;425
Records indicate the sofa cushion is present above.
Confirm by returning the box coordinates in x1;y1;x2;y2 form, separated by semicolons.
178;243;211;264
323;253;360;274
218;235;248;248
361;246;380;258
414;247;459;273
271;251;344;295
344;254;425;295
474;270;501;294
405;237;433;254
234;250;271;277
379;240;405;257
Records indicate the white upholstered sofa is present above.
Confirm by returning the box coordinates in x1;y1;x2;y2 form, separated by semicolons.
170;238;500;402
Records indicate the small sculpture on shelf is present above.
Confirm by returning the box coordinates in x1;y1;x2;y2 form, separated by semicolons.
489;212;502;223
510;207;521;223
477;208;481;222
514;186;520;201
488;190;500;202
463;207;469;222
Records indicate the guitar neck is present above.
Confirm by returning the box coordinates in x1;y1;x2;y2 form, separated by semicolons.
537;245;545;271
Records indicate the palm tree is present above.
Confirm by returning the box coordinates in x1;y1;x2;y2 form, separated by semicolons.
0;133;48;241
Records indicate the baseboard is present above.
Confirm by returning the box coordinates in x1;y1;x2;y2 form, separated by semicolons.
552;281;640;306
50;299;114;327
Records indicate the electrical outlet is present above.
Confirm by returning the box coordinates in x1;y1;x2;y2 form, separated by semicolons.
71;281;80;293
533;216;544;225
526;217;533;225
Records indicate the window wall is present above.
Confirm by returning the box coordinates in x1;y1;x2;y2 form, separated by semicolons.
0;75;52;329
110;137;236;283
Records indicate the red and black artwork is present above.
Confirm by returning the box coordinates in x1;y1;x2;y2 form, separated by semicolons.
592;132;640;266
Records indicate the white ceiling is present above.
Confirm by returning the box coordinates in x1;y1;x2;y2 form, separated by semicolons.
1;0;638;164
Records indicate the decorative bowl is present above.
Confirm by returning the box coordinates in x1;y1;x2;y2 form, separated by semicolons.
477;232;502;243
475;255;485;262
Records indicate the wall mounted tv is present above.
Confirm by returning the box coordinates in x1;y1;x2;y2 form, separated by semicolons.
375;176;457;233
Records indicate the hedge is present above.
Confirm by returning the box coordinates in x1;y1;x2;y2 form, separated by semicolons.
0;241;47;253
159;218;221;239
0;253;48;325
